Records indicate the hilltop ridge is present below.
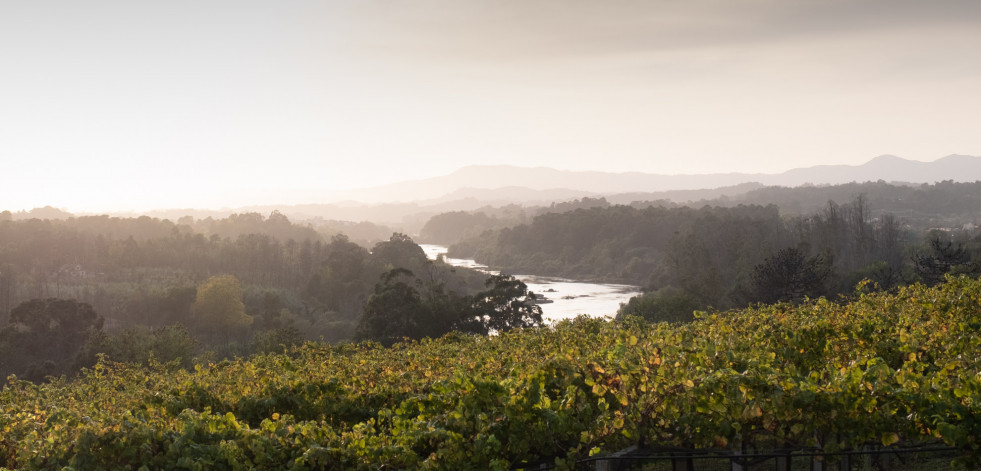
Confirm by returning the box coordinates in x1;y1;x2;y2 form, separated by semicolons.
334;154;981;204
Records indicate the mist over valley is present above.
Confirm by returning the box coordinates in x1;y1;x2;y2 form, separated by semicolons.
3;0;981;466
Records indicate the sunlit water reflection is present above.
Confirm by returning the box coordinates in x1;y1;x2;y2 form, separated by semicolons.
420;244;642;323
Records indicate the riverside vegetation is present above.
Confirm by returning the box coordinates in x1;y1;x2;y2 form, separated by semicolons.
3;181;981;468
0;212;536;382
2;276;981;469
445;194;981;324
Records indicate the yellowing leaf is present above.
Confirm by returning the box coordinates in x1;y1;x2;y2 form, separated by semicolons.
742;404;763;420
881;432;900;447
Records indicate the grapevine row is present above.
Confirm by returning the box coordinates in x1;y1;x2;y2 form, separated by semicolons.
2;277;980;469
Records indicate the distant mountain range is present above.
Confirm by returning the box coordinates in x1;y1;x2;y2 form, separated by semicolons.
57;154;979;230
336;154;981;204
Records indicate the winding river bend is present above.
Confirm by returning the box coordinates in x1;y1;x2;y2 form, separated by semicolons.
420;244;642;323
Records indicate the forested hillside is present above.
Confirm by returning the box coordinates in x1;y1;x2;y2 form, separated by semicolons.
3;276;981;469
420;181;981;249
450;199;912;288
0;212;534;382
726;180;981;227
418;198;614;246
447;190;981;323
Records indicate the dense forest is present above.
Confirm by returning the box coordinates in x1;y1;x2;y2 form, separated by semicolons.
0;212;539;382
4;180;981;384
725;180;981;225
422;181;981;248
444;184;981;323
448;198;918;287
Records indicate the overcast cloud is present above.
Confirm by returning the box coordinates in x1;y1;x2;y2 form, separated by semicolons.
1;1;979;211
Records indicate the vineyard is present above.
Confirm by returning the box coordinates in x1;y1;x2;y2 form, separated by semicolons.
2;277;981;470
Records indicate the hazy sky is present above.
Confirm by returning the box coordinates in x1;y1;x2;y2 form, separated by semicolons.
2;0;980;212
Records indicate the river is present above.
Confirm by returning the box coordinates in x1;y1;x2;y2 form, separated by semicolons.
420;244;642;323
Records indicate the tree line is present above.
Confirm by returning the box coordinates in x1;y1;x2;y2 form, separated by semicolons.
446;196;981;323
421;181;981;248
0;213;539;381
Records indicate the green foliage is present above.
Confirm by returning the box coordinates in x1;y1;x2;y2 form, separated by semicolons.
7;298;103;338
251;326;303;354
306;233;489;339
75;324;198;370
304;234;373;318
451;196;921;315
449;204;788;287
734;180;981;230
419;211;504;246
789;198;910;293
147;286;198;327
356;268;431;344
371;233;428;272
313;219;396;247
4;277;981;468
0;298;104;380
191;275;252;335
615;286;701;323
194;210;321;243
913;235;979;286
0;212;330;328
470;274;543;332
0;263;16;322
356;270;544;344
0;218;498;369
749;247;832;304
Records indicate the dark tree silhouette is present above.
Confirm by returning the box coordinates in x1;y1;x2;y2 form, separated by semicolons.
1;298;104;380
913;237;975;286
470;274;543;333
750;248;832;304
356;268;429;345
